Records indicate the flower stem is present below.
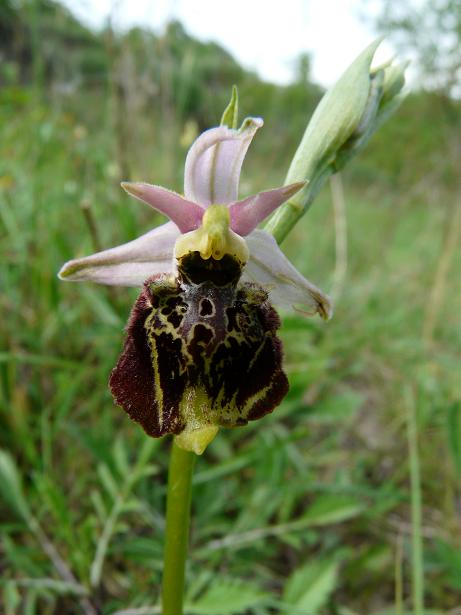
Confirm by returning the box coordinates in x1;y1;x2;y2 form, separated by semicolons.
406;386;424;614
161;441;196;615
264;169;330;244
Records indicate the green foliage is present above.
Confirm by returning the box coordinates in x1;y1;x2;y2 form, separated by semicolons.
0;450;32;521
447;401;461;474
1;3;461;614
375;0;461;95
282;558;339;614
186;578;268;614
350;90;461;192
299;494;364;526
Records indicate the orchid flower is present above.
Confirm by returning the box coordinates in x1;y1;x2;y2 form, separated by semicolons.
59;117;332;454
59;118;331;318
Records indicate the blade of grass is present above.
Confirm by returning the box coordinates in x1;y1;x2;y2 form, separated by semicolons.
1;578;89;596
330;172;348;301
0;450;97;615
394;533;404;615
405;385;424;615
90;437;157;587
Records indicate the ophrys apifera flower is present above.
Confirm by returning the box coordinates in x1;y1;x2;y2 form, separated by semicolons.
59;117;332;454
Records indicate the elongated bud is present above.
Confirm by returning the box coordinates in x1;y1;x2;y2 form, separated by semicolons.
285;39;382;194
379;60;408;105
265;39;407;243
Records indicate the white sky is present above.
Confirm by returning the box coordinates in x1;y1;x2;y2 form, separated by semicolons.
62;0;395;86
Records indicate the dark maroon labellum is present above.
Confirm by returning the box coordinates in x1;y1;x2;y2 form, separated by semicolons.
109;251;288;442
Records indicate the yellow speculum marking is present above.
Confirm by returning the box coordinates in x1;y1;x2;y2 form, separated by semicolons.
174;204;249;264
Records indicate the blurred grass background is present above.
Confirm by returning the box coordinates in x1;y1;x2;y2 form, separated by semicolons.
1;1;461;613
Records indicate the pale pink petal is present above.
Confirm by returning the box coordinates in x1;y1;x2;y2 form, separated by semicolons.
244;230;332;319
184;117;263;206
58;222;179;286
229;182;306;236
121;182;204;232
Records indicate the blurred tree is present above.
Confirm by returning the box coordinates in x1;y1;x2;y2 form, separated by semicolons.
374;0;461;96
0;0;30;83
353;0;461;193
295;52;312;87
0;0;106;89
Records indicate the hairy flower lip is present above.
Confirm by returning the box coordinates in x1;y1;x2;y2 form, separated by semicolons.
108;270;290;453
59;117;332;320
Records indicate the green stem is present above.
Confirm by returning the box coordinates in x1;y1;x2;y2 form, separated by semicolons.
161;441;196;615
159;170;309;611
406;386;424;615
264;168;332;244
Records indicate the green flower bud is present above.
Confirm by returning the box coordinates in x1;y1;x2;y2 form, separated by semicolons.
265;39;407;243
379;60;409;106
285;39;382;198
334;59;408;170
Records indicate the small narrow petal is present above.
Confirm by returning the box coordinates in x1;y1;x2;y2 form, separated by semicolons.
229;182;306;236
184;117;263;206
58;222;179;286
244;230;332;319
121;182;204;232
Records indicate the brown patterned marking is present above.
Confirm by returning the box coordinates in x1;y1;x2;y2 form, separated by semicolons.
109;275;185;437
109;256;289;440
225;306;241;333
199;297;215;317
190;323;214;347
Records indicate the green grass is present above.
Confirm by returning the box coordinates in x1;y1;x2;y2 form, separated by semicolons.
1;93;460;614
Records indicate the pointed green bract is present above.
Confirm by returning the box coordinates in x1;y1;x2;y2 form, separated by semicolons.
380;60;409;105
333;67;385;171
265;38;407;243
285;38;382;193
220;85;239;129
